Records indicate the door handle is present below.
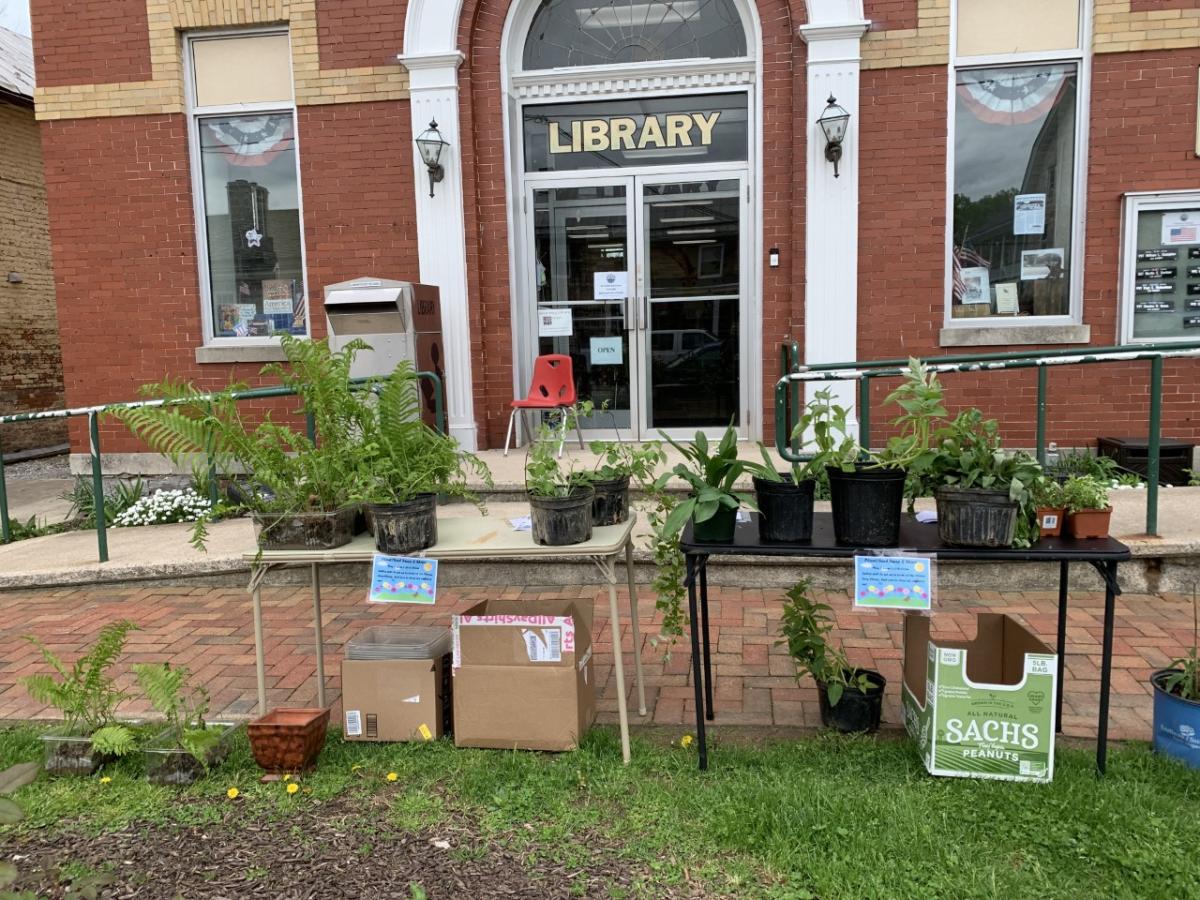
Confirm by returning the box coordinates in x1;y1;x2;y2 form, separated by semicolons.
623;296;635;330
640;295;648;332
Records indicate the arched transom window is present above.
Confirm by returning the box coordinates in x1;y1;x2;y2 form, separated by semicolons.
522;0;747;70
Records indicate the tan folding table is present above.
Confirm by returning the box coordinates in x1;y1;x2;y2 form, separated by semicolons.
244;514;648;762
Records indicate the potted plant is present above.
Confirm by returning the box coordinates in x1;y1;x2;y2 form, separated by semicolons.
749;388;850;543
1151;587;1200;769
1061;475;1113;539
777;578;885;733
526;416;594;546
585;440;666;526
1033;477;1067;538
829;359;947;548
112;336;374;552
655;424;755;544
930;409;1043;548
133;662;239;786
358;361;491;553
247;708;331;773
20;621;140;775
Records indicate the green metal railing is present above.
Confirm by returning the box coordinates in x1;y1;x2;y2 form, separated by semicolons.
776;340;1200;537
0;372;445;562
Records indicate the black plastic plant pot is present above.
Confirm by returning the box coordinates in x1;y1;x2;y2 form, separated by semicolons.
590;475;630;527
253;507;357;551
529;486;595;546
935;487;1018;548
371;494;438;554
828;466;905;547
816;670;886;734
692;504;738;544
753;474;815;543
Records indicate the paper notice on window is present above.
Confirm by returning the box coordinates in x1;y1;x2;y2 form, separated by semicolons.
959;267;990;305
1020;248;1065;281
995;283;1019;314
537;307;573;337
590;336;623;365
262;279;294;314
1161;211;1200;245
593;271;627;301
1013;194;1046;235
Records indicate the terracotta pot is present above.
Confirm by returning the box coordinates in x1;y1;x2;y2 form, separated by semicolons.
1066;506;1113;540
247;708;330;773
1037;506;1066;538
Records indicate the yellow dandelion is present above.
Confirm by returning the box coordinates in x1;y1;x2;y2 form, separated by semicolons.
386;772;398;782
680;734;694;749
286;782;299;795
351;764;364;772
226;787;239;799
99;776;112;784
282;773;292;782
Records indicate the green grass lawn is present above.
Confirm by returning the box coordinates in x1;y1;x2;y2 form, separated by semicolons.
2;725;1199;898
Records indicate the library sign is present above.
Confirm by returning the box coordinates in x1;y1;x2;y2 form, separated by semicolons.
524;93;748;172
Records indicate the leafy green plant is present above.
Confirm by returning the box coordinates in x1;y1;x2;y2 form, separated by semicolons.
776;579;873;706
1187;468;1200;487
132;662;222;764
1033;476;1066;509
1047;447;1118;482
587;439;666;484
525;406;593;498
752;388;857;484
653;424;756;539
1162;587;1200;702
20;621;139;752
644;486;687;649
876;358;949;477
1061;475;1110;513
0;514;70;544
63;477;145;527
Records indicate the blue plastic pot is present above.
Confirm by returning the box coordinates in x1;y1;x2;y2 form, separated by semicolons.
1151;669;1200;769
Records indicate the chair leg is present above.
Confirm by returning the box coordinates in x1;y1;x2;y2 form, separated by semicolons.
503;408;517;457
556;408;567;458
573;404;585;450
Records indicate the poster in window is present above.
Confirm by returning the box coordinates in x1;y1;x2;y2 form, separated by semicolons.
593;271;627;301
959;267;990;305
1161;211;1200;245
262;279;294;315
995;283;1019;314
698;244;725;279
1020;248;1065;281
218;305;239;334
538;307;573;337
1013;194;1046;235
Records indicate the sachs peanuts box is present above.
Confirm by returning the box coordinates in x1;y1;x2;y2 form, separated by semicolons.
452;599;596;752
341;656;450;742
902;613;1058;784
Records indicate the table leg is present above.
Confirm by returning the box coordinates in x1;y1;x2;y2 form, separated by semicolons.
1056;560;1069;734
607;569;632;765
699;559;714;721
252;580;267;716
1096;560;1118;777
686;554;707;770
311;563;327;709
624;541;647;717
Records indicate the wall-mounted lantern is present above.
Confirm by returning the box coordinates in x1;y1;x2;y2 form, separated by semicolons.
817;95;851;178
415;120;449;198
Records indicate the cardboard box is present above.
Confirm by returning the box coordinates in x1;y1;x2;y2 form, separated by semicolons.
902;613;1058;783
452;599;596;751
341;656;449;742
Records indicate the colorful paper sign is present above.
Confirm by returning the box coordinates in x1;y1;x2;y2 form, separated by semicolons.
368;554;438;604
853;555;934;610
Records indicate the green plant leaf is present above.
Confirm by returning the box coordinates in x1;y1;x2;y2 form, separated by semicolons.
0;762;39;795
91;725;137;757
826;682;844;707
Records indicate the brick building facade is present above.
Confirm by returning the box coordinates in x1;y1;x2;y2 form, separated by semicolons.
24;0;1200;466
0;26;66;454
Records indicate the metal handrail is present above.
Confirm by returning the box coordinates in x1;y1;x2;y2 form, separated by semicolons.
776;340;1200;538
0;372;445;561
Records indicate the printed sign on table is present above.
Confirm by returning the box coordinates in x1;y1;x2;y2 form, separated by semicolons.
853;554;934;610
368;554;438;604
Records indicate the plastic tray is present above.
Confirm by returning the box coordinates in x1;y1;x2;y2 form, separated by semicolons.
345;625;452;660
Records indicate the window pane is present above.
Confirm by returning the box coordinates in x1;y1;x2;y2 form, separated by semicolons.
199;114;307;338
523;0;746;70
951;64;1076;321
192;34;293;107
957;0;1079;58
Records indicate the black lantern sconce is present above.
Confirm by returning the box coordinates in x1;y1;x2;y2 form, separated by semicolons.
817;95;851;178
415;119;449;198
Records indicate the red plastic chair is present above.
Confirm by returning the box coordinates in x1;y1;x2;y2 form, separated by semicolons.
504;354;585;457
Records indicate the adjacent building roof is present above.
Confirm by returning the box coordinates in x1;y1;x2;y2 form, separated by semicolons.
0;26;34;101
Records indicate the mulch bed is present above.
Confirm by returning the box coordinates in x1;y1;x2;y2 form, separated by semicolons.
5;795;696;899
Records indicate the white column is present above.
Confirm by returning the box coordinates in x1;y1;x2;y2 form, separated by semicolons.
399;51;478;450
799;21;869;434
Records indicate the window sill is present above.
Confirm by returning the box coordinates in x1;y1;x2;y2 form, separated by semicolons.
195;345;290;364
938;324;1091;348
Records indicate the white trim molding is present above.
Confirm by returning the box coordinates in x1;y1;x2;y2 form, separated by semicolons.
399;4;478;450
799;17;869;432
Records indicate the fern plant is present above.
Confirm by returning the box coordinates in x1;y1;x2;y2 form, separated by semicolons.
133;662;223;764
20;621;139;753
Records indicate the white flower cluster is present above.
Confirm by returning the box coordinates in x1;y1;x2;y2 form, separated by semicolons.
113;489;212;527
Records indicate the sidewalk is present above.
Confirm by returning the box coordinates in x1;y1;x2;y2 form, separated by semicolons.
1;580;1191;743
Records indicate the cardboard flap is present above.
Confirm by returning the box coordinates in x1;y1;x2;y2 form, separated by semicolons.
902;614;932;701
453;598;592;669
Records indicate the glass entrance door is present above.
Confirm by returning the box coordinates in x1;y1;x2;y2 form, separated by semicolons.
526;175;745;440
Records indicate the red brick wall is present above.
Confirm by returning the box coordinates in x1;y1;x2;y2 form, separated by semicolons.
316;0;408;70
1129;0;1200;11
29;0;152;87
458;0;807;448
863;0;919;32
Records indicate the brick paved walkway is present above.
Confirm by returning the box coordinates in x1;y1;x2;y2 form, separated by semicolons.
0;583;1194;742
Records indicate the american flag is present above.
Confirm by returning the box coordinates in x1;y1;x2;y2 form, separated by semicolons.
953;245;991;302
1170;225;1197;244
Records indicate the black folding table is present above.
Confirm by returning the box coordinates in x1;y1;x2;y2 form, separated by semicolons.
680;512;1132;773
